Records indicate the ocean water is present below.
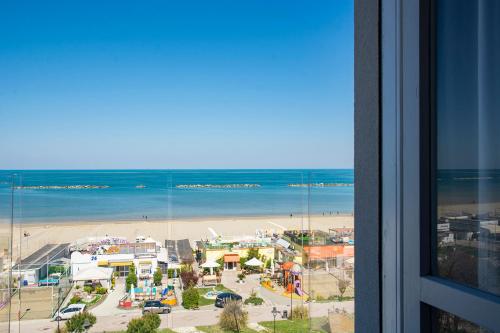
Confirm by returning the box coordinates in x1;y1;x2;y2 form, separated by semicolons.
0;169;354;223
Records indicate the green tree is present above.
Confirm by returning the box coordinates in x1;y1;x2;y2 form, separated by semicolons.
246;248;260;260
219;300;248;332
65;311;96;333
126;265;137;292
182;286;200;309
153;267;163;286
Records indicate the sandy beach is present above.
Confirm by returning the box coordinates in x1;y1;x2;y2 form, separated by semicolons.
2;214;354;260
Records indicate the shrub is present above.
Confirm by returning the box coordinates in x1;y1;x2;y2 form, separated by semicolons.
182;286;199;309
219;300;248;332
69;295;82;304
126;265;138;292
180;271;198;287
65;311;96;333
75;285;80;290
237;273;245;281
153;267;163;286
126;313;161;333
83;286;93;294
244;296;264;306
143;312;161;330
290;305;309;320
95;287;107;295
126;318;155;333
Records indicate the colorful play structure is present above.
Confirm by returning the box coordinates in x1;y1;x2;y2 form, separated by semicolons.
281;262;305;297
119;283;177;308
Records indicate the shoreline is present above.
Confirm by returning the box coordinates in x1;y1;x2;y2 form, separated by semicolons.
0;212;354;226
1;214;354;260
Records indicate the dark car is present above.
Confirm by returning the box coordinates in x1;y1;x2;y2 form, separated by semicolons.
215;292;242;308
142;300;171;314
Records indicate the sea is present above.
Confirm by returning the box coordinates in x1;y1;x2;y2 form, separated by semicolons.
0;169;354;223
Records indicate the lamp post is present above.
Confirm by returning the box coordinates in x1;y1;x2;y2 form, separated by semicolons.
271;306;281;333
83;318;91;332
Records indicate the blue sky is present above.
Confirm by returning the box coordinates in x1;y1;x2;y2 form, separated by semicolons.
0;1;353;169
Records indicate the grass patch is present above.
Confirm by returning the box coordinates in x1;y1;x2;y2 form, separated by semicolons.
196;325;258;333
197;284;234;306
259;318;331;333
103;329;176;333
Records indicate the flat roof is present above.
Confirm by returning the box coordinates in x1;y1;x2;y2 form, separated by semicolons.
13;243;69;270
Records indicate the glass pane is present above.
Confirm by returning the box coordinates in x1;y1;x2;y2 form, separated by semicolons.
433;308;493;333
435;0;500;296
307;170;355;333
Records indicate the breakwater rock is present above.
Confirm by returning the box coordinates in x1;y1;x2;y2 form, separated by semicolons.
176;184;261;189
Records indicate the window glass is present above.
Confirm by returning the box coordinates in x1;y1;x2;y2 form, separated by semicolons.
435;0;500;296
433;308;493;333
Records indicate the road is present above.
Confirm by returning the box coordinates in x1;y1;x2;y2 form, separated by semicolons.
7;301;354;332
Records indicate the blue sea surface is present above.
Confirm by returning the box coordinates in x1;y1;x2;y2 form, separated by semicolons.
0;170;354;223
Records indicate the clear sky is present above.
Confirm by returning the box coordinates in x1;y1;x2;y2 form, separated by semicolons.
0;1;353;169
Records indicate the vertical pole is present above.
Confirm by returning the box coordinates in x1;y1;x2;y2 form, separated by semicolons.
8;175;15;333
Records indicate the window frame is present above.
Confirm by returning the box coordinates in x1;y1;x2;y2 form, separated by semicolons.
379;0;500;331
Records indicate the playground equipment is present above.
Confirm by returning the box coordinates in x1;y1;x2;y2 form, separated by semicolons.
281;262;305;297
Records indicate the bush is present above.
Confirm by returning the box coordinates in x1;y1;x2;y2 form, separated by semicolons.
143;312;161;330
182;286;199;309
180;271;198;287
219;300;248;332
126;318;155;333
95;287;107;295
69;295;82;304
75;285;80;290
290;305;309;320
126;265;138;292
153;267;163;286
65;311;96;333
126;313;161;333
237;273;245;281
83;286;93;294
244;296;264;306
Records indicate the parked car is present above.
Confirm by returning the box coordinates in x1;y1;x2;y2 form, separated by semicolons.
142;300;171;314
215;292;242;308
53;304;86;321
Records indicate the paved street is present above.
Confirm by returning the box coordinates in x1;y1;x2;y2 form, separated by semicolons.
7;300;354;332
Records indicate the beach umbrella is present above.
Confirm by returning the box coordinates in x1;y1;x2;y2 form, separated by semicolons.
201;260;220;275
130;284;135;300
245;257;264;267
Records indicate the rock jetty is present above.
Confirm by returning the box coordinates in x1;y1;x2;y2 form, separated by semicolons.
176;184;261;189
288;183;353;187
14;185;110;190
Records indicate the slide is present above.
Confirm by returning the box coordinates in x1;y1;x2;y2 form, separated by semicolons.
295;286;304;296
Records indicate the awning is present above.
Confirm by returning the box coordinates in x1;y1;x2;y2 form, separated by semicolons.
110;261;133;267
224;254;239;263
97;260;109;266
139;260;152;265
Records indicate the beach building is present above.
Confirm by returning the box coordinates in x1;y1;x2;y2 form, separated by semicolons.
164;239;194;265
11;243;70;285
70;236;169;281
197;237;275;270
281;230;355;269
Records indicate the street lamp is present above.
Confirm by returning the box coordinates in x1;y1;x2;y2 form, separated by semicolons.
271;306;281;333
83;318;91;332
